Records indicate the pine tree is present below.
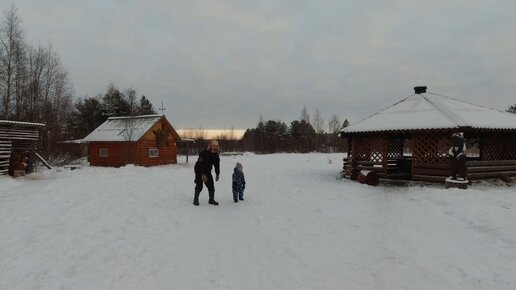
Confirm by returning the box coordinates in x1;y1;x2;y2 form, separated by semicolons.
68;97;102;137
137;95;156;115
101;84;131;119
289;120;316;152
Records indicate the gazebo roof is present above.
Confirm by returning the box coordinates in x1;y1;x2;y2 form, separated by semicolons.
341;90;516;134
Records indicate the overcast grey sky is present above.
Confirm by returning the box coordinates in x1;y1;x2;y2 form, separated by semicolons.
6;0;516;129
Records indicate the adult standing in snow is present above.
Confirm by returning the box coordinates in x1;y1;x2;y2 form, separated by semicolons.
194;140;221;206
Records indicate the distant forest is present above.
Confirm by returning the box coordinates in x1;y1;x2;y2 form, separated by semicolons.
181;106;350;154
240;107;349;153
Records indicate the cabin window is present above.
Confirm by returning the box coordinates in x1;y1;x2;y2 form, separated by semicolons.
100;148;109;157
149;148;159;158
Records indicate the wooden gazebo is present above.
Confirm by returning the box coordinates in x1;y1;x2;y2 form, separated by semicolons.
340;87;516;182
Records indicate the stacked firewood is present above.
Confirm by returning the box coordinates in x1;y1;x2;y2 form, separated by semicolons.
9;153;29;177
357;170;379;186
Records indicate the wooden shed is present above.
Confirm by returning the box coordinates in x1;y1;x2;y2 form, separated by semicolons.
83;115;181;167
340;87;516;182
0;120;45;176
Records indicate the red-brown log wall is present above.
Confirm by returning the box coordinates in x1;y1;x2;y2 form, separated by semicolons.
136;138;177;166
88;142;138;167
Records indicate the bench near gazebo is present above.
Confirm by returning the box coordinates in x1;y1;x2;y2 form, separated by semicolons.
340;86;516;183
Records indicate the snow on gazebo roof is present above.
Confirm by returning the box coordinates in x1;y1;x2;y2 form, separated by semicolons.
83;115;164;142
341;89;516;134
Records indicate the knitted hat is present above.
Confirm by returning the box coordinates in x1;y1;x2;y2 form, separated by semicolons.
236;162;242;168
207;140;220;151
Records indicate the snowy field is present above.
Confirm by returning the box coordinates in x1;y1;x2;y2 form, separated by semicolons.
1;153;515;290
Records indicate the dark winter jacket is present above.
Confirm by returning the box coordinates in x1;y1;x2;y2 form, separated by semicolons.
194;151;208;176
194;159;204;176
200;149;220;175
232;167;246;192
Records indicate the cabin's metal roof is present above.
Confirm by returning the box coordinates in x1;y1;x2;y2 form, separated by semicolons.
83;115;180;142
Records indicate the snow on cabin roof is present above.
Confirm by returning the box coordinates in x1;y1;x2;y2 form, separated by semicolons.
0;120;45;127
83;115;164;142
341;92;516;134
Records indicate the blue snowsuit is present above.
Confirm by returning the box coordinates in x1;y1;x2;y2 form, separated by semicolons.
232;167;246;200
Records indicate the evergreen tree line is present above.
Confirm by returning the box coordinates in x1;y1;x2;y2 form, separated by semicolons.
67;83;156;139
0;5;157;153
241;106;350;153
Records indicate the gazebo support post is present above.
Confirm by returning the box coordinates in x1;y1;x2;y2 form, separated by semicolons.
382;135;388;178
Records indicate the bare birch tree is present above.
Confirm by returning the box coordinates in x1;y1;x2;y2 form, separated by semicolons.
300;106;310;124
328;114;341;150
0;4;23;119
312;108;324;151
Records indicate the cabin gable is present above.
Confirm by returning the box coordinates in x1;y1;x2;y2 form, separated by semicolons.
137;118;178;166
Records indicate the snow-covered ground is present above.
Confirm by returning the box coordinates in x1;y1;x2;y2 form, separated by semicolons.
1;153;515;290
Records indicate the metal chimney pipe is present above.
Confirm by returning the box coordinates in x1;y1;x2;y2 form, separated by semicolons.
414;86;427;94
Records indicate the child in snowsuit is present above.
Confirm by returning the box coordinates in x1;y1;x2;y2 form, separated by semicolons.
232;162;246;203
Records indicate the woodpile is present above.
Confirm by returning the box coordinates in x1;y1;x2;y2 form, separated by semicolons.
357;170;379;186
0;120;44;176
9;153;29;177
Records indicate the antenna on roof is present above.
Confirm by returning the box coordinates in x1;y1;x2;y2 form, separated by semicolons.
159;101;166;116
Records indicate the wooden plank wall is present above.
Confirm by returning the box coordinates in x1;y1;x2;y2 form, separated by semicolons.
0;125;40;175
0;140;12;175
88;142;138;167
0;127;39;141
137;139;177;166
467;160;516;179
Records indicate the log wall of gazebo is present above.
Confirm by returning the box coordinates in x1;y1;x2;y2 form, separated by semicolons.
467;131;516;179
347;134;413;180
344;130;516;182
411;131;451;182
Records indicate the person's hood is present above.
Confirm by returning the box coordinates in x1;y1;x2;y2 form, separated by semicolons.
207;140;220;151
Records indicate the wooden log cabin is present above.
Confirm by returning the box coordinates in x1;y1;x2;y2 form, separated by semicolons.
82;115;181;167
340;86;516;182
0;120;45;176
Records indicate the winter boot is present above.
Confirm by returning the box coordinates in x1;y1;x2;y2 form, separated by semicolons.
234;198;238;203
193;189;201;206
208;191;219;206
239;197;244;201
